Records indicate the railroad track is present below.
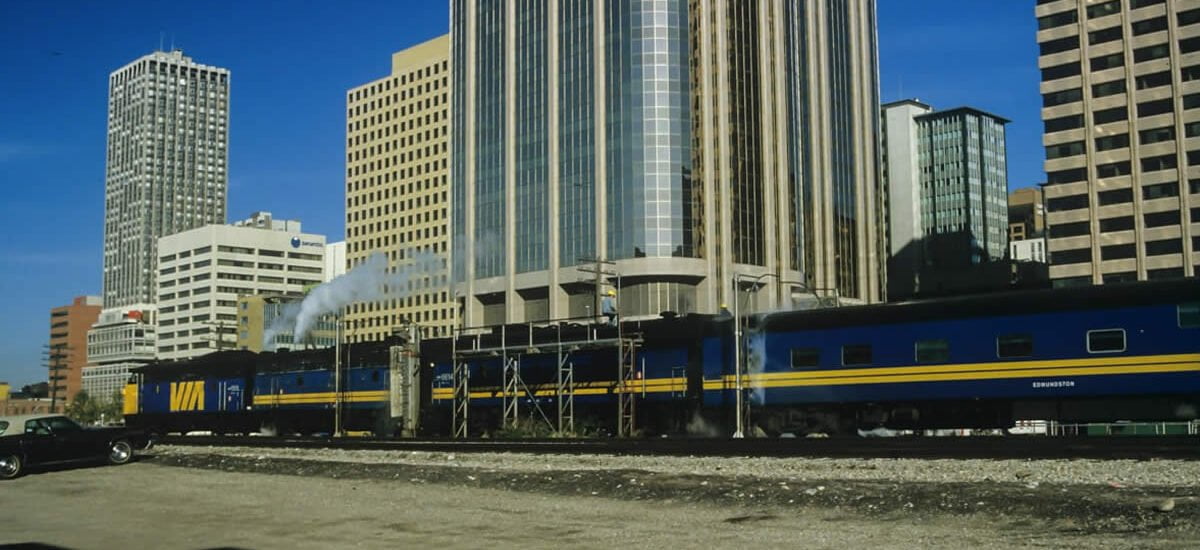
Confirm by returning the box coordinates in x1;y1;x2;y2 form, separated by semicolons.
158;434;1200;460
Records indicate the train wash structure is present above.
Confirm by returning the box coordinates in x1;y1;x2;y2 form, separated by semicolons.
449;318;641;439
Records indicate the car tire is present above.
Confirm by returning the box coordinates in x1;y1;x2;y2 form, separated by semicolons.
0;453;22;480
108;440;133;465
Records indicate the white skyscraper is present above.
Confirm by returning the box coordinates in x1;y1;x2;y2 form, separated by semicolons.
102;49;230;308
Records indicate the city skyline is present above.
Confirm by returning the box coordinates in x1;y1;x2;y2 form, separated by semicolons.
0;0;1042;386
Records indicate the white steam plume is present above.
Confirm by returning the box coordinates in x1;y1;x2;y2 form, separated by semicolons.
265;249;443;348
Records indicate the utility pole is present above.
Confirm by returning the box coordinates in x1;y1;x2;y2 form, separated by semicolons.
577;256;619;321
42;343;72;414
203;320;235;351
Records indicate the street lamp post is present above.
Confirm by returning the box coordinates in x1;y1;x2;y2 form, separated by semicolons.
731;272;807;438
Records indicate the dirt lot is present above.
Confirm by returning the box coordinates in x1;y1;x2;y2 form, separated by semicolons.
1;452;1197;549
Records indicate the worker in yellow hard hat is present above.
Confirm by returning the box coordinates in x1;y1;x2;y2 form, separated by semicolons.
601;288;618;326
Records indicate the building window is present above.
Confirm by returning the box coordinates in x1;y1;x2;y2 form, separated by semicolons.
1086;0;1120;18
1087;329;1125;353
1088;26;1122;45
1038;10;1078;30
1050;248;1091;265
1044;88;1082;107
1040;36;1079;56
1137;99;1173;118
1089;53;1124;72
1145;239;1182;256
1144;210;1179;228
1049;221;1090;238
1095;133;1128;151
1093;106;1127;124
1136;71;1172;90
1047;194;1088;212
1099;215;1135;232
1139;126;1175;144
1098;188;1133;206
1142;182;1179;200
1100;244;1136;260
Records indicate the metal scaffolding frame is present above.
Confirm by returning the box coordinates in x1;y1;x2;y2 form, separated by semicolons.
449;317;635;438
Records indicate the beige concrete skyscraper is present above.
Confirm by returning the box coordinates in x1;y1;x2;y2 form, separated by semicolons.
102;50;230;307
345;35;455;342
451;0;883;326
1037;1;1200;285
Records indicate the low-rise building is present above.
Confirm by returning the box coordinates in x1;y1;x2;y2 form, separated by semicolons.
82;305;157;403
1008;187;1045;243
1011;238;1048;264
324;241;346;282
236;294;337;352
156;216;326;361
47;295;102;410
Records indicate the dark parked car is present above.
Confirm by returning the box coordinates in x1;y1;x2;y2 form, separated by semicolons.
0;414;154;479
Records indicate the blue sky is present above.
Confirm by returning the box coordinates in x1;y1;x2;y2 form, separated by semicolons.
0;1;1042;387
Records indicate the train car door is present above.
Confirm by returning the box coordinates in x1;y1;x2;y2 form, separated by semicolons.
225;381;243;412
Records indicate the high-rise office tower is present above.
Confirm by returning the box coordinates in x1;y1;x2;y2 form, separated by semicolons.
1037;1;1200;286
881;100;1010;298
346;36;455;342
452;0;883;326
102;50;230;307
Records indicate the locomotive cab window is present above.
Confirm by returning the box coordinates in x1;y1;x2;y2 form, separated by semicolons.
790;348;821;369
915;339;949;363
842;344;872;366
1179;302;1200;328
997;333;1034;358
1087;329;1126;353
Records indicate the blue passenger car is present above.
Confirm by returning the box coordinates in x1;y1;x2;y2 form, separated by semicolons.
746;278;1200;433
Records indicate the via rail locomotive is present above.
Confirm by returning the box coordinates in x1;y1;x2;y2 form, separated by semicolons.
124;278;1200;436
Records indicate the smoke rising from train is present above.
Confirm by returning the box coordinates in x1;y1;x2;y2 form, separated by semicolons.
265;249;443;348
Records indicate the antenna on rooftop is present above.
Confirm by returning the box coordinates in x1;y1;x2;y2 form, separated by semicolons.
159;31;164;52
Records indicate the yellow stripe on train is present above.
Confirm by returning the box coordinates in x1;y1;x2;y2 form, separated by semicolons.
428;353;1200;400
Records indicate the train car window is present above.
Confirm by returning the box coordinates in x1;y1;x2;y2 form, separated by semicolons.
1087;329;1126;353
296;375;304;387
790;348;820;369
997;334;1034;358
372;370;382;382
1179;303;1200;328
915;339;950;363
842;344;872;366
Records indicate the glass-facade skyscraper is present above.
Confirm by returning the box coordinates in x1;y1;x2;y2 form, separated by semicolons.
452;0;883;325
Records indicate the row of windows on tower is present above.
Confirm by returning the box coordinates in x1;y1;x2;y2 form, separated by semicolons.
1047;150;1200;186
1047;180;1200;212
349;61;448;103
349;77;448;116
1038;4;1197;33
1049;238;1200;266
1048;208;1200;237
1045;94;1200;137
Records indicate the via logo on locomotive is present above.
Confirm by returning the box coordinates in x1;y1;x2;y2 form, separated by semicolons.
169;381;205;412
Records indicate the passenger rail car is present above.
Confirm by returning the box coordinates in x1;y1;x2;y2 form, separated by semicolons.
747;278;1200;433
123;279;1200;437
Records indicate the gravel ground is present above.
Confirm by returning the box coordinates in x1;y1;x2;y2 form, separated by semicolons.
147;444;1200;546
0;460;1127;550
161;444;1200;486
